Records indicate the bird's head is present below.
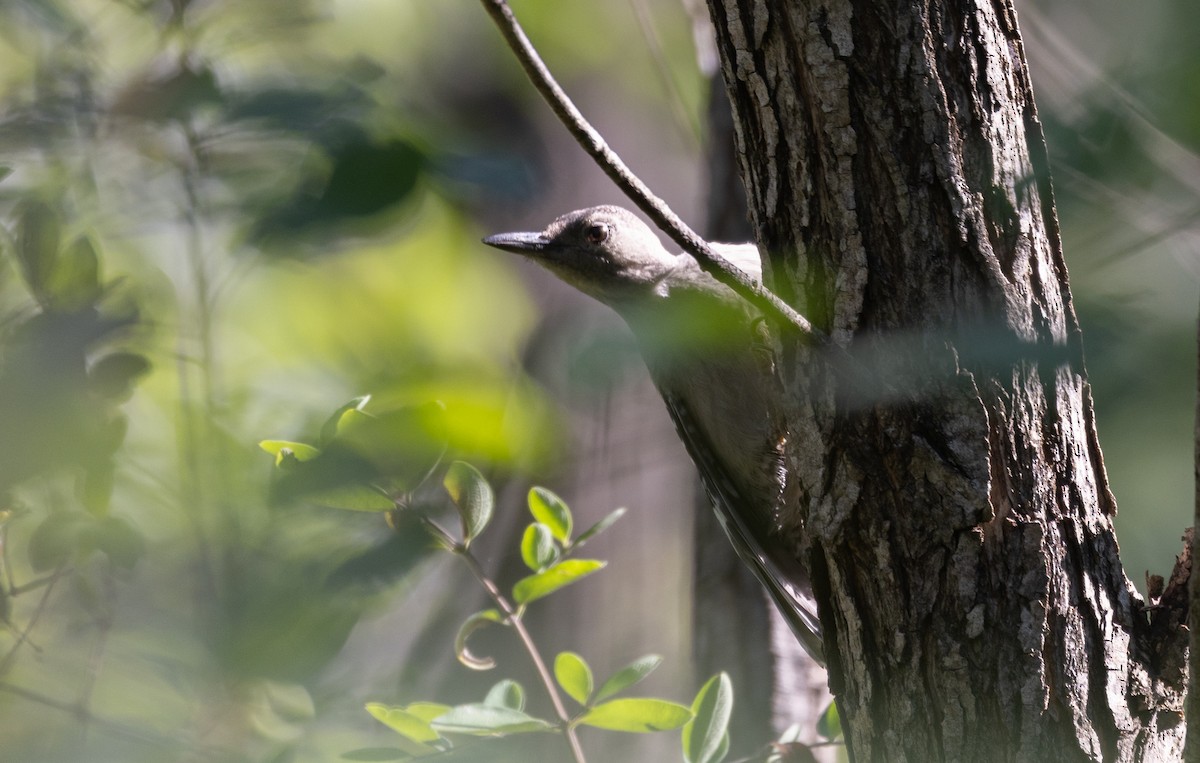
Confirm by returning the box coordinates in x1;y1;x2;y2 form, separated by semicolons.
483;206;679;305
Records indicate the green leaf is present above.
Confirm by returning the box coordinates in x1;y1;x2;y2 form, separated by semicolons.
817;700;841;740
89;352;151;402
46;234;101;310
520;523;558;571
404;702;452;723
577;698;692;733
527;487;572;543
260;440;321;466
28;512;86;571
431;704;554;736
14;199;60;302
319;395;372;445
443;461;493;545
683;673;733;763
91;515;146;569
365;702;440;744
309;484;394;512
554;652;593;706
595;654;663;702
572;507;626;549
484;679;524;711
454;609;504;670
512;559;605;605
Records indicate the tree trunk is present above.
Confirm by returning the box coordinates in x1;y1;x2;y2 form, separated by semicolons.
704;1;1188;759
698;73;833;755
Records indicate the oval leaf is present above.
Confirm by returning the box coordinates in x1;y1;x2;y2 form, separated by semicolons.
259;440;321;466
554;652;593;706
365;703;440;744
578;698;692;733
520;523;559;571
431;704;553;736
595;654;663;702
404;702;452;724
573;507;626;549
319;395;372;445
454;609;505;670
817;700;841;740
683;673;733;763
310;485;394;512
527;487;572;543
15;199;60;301
47;234;101;310
512;559;605;605
444;461;494;545
484;679;525;711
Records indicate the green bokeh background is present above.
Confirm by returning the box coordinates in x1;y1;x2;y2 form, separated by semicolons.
0;1;1195;761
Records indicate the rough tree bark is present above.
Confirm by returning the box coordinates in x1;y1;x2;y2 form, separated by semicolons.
704;1;1189;760
698;74;832;755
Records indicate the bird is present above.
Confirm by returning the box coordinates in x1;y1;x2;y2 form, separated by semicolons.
483;205;824;663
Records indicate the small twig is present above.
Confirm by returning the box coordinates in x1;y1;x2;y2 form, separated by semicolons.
478;0;818;341
417;516;587;763
0;561;66;677
9;571;69;597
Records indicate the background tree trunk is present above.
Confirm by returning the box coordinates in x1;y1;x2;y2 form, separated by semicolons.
704;1;1189;759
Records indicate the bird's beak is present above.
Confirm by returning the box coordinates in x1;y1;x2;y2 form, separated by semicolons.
482;231;550;256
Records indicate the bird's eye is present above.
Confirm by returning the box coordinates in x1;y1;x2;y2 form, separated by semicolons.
585;223;609;245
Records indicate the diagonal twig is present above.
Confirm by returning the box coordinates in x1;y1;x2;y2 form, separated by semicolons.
478;0;819;341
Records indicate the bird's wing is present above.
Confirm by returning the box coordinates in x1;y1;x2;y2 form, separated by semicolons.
658;389;826;664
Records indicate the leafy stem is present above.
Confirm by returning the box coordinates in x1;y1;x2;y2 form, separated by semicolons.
415;513;587;763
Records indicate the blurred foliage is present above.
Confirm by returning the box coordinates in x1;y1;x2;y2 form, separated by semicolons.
0;0;716;758
0;1;587;760
0;0;1194;761
1026;0;1200;581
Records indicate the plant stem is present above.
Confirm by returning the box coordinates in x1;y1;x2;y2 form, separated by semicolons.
418;516;587;763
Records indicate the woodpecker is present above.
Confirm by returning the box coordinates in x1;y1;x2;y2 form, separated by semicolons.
484;206;823;662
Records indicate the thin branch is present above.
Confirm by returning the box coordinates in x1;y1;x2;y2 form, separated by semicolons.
0;561;65;677
478;0;818;341
418;516;587;763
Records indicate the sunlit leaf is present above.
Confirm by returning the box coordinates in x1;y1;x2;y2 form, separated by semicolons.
443;461;493;545
683;673;733;763
527;487;572;543
320;396;372;445
431;704;553;736
520;523;558;571
366;703;440;743
259;440;321;465
554;652;593;706
577;698;692;733
455;609;505;670
817;700;841;740
572;507;626;549
404;702;452;723
484;679;524;711
594;654;663;702
512;559;605;605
